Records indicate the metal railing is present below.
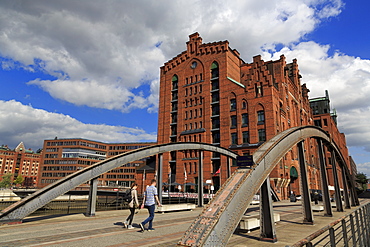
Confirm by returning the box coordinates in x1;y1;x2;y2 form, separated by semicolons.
1;194;203;218
291;202;370;247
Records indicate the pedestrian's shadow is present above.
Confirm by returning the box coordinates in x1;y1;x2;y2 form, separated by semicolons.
113;222;124;226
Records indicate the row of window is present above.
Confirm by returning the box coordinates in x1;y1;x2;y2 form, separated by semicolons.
185;74;203;85
41;172;73;177
230;129;266;145
230;111;265;128
185;85;202;96
46;141;107;150
45;154;58;158
184;121;203;131
184;162;197;174
106;174;135;179
185;109;203;120
107;168;136;173
185;96;203;107
183;134;202;142
43;166;77;171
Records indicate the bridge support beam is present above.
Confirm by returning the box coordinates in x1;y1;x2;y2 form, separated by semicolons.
331;151;344;212
157;154;163;204
198;151;204;207
341;169;351;209
259;177;277;242
297;141;314;224
227;157;231;178
317;139;332;217
349;183;358;207
85;177;98;217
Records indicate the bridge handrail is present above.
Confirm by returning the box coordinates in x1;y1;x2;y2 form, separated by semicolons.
290;202;370;247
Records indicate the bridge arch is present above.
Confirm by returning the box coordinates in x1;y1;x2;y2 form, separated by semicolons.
178;126;358;246
0;142;237;223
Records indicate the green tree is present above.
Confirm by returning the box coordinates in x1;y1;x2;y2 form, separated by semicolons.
13;174;24;186
0;173;13;188
356;172;369;191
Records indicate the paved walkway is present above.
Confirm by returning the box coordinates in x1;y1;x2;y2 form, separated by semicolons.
0;199;368;247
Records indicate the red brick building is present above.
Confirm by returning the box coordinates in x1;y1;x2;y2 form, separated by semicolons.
157;33;353;199
38;138;155;188
0;142;42;187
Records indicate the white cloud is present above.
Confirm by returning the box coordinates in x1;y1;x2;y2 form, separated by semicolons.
261;41;370;153
0;100;156;150
356;162;370;178
0;0;343;112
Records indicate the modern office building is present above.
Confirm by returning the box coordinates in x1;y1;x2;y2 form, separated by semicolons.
38;138;155;188
157;33;354;199
0;142;42;187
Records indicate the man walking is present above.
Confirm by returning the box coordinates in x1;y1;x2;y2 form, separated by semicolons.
139;179;161;231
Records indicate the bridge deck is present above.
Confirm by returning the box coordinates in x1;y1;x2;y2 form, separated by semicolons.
0;199;368;247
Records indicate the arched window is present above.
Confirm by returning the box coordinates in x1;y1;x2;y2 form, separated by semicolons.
172;75;178;90
257;110;265;124
242;100;247;110
290;166;298;182
211;62;219;79
230;98;236;111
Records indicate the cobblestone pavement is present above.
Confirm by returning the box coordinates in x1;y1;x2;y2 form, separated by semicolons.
0;199;368;247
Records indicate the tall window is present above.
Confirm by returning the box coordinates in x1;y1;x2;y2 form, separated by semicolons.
212;118;220;129
230;115;237;128
211;62;219;78
258;129;266;142
257;110;265;124
212;105;220;116
242;131;249;143
212;132;220;144
230;99;237;111
242;113;248;126
172;75;178;90
231;133;238;145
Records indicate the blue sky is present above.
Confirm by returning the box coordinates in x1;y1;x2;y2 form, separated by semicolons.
1;0;370;176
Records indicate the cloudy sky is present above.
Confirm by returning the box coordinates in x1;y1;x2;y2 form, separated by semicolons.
1;0;370;176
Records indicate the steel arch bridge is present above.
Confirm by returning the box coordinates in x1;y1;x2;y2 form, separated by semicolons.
177;126;359;246
0;143;238;224
0;126;358;246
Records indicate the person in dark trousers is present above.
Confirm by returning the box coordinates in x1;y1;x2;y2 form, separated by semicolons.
139;179;162;231
123;183;139;229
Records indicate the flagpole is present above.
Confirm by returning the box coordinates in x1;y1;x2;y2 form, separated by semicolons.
142;169;146;195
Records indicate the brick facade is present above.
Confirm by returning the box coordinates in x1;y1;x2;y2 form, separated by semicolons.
0;142;41;187
38;138;155;188
157;33;353;199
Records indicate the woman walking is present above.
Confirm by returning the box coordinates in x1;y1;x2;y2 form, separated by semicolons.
123;183;139;229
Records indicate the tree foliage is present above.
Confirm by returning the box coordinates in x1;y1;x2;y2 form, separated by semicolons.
0;173;13;188
14;174;24;185
356;172;369;191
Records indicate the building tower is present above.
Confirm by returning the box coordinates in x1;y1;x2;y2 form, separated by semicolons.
157;33;324;199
